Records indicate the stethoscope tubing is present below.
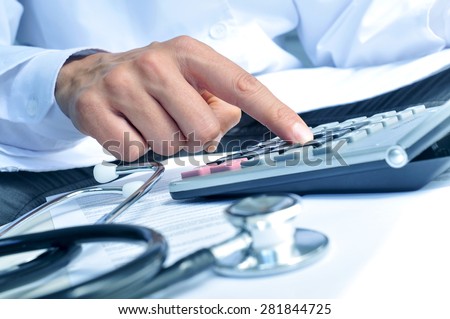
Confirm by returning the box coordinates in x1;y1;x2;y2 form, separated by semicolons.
0;243;82;294
0;224;168;298
0;161;169;298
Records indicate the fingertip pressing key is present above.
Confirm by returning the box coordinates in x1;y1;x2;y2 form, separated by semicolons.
292;122;314;144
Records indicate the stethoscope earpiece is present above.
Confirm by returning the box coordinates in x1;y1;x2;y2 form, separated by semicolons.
93;163;119;183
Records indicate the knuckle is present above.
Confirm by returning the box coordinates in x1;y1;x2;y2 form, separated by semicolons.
135;50;169;83
170;35;199;53
103;66;133;92
136;50;160;70
233;72;263;98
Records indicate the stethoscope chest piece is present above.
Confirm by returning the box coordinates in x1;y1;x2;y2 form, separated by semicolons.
214;193;328;277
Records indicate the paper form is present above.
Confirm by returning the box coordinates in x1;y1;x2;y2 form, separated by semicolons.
49;158;238;286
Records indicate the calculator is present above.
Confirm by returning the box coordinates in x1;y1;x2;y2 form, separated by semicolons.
169;103;450;199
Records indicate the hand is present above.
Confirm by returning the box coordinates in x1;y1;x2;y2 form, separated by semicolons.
55;36;313;162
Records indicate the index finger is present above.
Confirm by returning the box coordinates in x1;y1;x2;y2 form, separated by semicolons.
177;39;313;143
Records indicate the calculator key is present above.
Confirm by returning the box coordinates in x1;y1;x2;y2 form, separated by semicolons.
339;121;370;131
181;165;212;179
341;129;367;143
268;141;299;154
312;122;339;133
243;144;263;152
396;109;414;120
339;116;367;126
212;152;246;164
330;128;352;138
257;137;282;148
240;157;263;167
405;105;426;114
210;158;247;173
313;140;348;156
303;135;332;148
380;116;398;127
274;146;314;164
368;115;384;124
371;110;397;118
361;122;384;134
242;146;271;157
273;150;300;163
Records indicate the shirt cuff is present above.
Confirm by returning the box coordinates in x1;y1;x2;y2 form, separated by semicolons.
12;48;104;144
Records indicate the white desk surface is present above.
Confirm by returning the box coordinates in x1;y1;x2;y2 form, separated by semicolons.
159;169;450;303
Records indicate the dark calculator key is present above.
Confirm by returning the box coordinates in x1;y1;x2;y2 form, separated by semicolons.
304;134;335;148
210;152;246;164
243;144;263;152
257;137;282;148
269;141;301;154
242;147;271;157
331;128;352;139
340;121;370;131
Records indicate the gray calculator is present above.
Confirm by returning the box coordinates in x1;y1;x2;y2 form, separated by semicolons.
169;102;450;199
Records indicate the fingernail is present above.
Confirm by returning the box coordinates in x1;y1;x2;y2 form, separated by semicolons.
292;122;313;144
206;144;217;153
204;140;219;153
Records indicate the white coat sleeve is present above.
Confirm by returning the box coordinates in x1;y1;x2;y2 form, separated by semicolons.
294;0;450;68
0;0;98;152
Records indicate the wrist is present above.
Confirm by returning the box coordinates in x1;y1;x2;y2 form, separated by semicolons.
55;52;108;117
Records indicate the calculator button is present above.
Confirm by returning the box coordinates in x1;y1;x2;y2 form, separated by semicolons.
396;109;414;120
181;165;212;179
273;150;300;163
312;122;339;133
268;141;298;154
304;138;326;148
368;115;384;124
243;144;262;152
339;121;370;131
313;140;348;156
210;158;247;173
242;146;271;157
331;128;352;138
212;152;246;164
361;123;384;134
256;137;282;148
274;146;314;164
341;129;367;143
262;139;289;151
240;157;263;167
371;110;397;118
380;116;398;127
339;116;367;126
405;105;426;114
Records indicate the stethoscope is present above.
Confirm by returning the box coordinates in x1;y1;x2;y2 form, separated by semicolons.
0;161;328;298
